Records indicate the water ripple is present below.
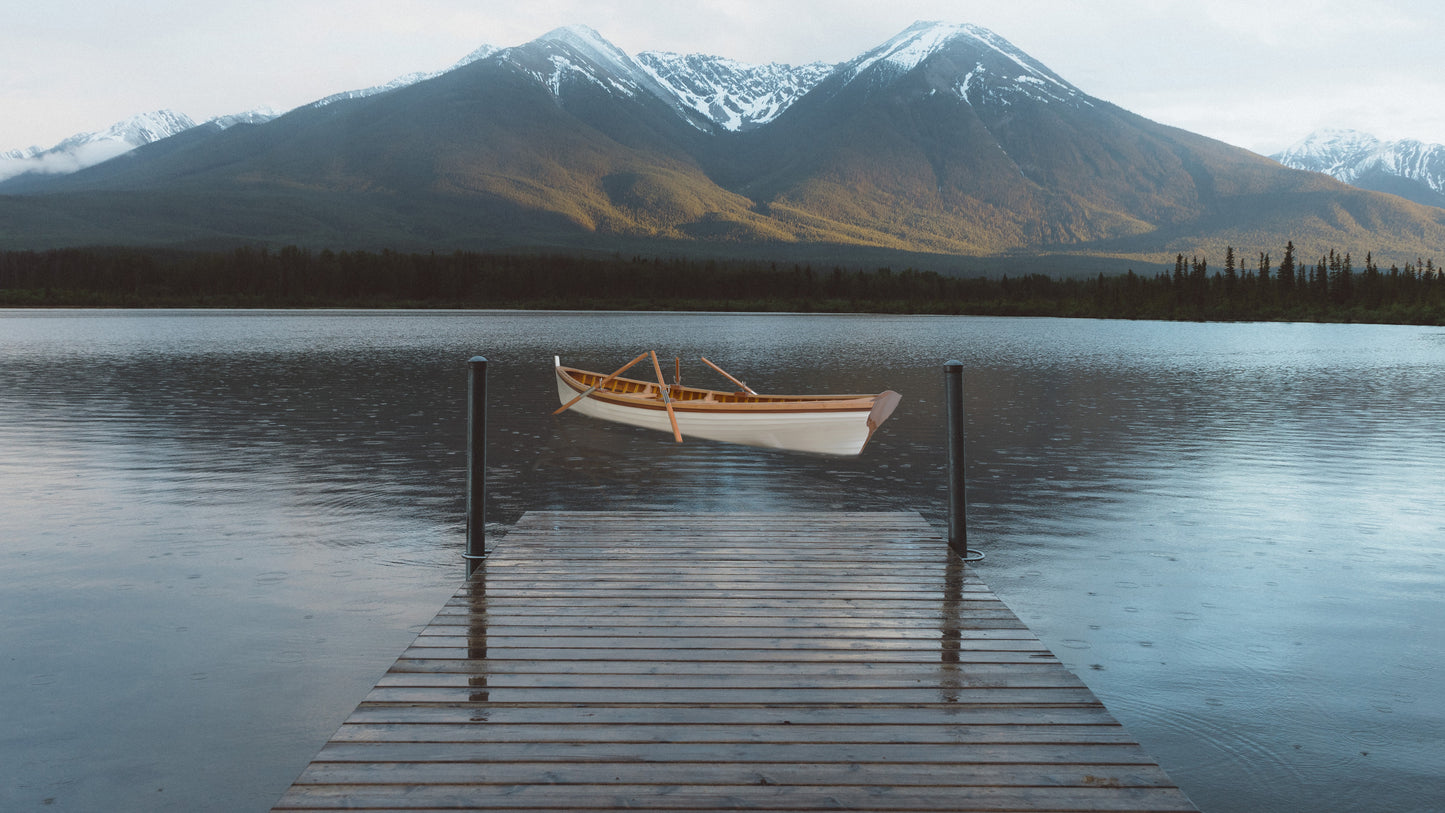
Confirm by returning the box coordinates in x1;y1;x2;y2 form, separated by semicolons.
2;311;1443;813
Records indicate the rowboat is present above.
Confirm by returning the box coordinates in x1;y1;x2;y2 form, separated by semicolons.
553;352;901;456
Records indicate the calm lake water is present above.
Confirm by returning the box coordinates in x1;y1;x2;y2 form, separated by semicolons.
1;309;1442;812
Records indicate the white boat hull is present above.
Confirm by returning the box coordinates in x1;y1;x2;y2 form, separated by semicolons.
554;368;894;456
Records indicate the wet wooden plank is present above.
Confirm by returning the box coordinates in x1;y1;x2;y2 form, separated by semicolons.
399;635;1052;652
414;620;1033;635
277;784;1195;811
272;511;1197;812
290;760;1181;788
389;651;1058;670
339;704;1119;726
309;740;1167;764
327;721;1144;745
377;645;1055;663
358;686;1104;705
369;665;1082;689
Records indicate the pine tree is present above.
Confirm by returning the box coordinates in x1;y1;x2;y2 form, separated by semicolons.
1223;246;1239;303
1278;240;1296;300
1333;252;1353;305
1173;254;1186;305
1190;256;1208;300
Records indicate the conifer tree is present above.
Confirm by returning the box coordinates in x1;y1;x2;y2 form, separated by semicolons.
1333;252;1353;304
1278;240;1296;299
1223;247;1239;303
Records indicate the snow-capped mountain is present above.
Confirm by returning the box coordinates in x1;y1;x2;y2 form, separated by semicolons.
838;20;1090;108
1;46;497;183
0;107;287;185
489;25;717;131
70;109;197;148
637;52;834;132
521;24;653;93
1274;129;1445;208
0;110;197;182
6;20;1444;263
2;21;1096;184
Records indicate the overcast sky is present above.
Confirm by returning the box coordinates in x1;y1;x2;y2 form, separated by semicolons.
4;0;1443;156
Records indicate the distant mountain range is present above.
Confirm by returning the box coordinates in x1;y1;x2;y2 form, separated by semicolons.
2;21;1443;271
1273;129;1445;209
1;110;207;184
0;44;511;188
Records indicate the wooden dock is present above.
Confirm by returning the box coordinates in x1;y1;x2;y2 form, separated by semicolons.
273;511;1197;811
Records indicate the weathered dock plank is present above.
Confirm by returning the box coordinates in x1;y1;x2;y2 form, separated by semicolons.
273;511;1196;812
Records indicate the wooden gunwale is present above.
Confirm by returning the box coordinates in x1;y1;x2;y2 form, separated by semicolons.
557;365;879;414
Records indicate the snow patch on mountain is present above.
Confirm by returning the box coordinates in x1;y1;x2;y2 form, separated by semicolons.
496;25;661;103
1275;129;1383;181
456;44;500;68
1275;129;1445;197
209;107;280;129
500;27;628;97
637;52;833;131
0;110;196;182
494;26;716;132
839;20;1089;112
537;25;642;91
849;20;975;79
313;72;441;107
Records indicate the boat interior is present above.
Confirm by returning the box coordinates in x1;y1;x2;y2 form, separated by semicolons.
561;366;873;406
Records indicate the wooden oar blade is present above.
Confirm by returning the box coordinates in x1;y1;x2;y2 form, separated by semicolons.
700;356;756;395
649;351;684;443
551;385;597;415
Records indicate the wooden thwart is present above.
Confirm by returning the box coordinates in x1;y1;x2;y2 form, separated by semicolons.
273;511;1197;812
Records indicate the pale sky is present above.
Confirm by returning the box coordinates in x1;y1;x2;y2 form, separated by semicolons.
4;0;1444;156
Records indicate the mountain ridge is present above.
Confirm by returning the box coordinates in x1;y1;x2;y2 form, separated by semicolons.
0;110;199;184
1273;129;1445;209
3;21;1442;269
637;51;834;132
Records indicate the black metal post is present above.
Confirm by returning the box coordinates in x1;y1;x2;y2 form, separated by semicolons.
944;360;968;559
465;356;487;576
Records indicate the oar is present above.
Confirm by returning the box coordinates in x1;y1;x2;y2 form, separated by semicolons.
552;351;650;415
650;350;684;443
700;356;757;395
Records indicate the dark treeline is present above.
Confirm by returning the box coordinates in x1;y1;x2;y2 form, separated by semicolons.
2;243;1443;324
